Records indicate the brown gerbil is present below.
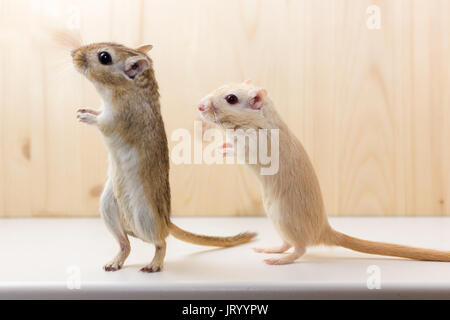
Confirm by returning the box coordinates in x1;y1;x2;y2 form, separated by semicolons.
72;43;256;273
198;80;450;265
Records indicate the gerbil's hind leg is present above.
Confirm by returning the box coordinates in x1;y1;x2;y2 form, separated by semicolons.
104;236;130;272
264;246;306;265
100;180;131;272
253;242;291;254
140;240;166;273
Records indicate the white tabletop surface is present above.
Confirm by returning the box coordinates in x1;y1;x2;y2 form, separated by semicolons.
1;216;450;299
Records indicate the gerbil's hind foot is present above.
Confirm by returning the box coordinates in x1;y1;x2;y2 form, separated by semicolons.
103;238;131;272
104;262;123;272
264;247;306;265
140;241;166;274
253;242;291;254
103;246;130;272
140;262;162;273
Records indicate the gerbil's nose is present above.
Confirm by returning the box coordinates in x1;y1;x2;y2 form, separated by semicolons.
71;48;83;58
198;103;211;112
198;95;215;112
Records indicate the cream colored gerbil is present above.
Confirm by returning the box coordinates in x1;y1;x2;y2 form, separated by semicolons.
72;43;256;273
198;80;450;265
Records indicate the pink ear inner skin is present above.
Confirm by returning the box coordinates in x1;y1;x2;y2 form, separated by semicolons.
249;95;263;110
249;89;267;110
125;68;138;79
125;59;148;79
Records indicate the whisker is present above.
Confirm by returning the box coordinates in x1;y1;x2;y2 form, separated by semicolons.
49;28;83;50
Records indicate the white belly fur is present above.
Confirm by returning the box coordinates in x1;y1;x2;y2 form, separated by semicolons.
104;133;158;243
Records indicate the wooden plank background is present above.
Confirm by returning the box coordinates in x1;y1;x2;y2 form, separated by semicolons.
0;0;449;217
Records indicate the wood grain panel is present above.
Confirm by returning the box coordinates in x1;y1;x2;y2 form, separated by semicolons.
0;0;449;217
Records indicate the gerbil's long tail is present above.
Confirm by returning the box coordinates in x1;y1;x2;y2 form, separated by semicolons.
169;222;257;247
322;228;450;262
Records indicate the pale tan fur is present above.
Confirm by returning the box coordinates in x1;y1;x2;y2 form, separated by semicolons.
72;44;256;273
199;81;450;264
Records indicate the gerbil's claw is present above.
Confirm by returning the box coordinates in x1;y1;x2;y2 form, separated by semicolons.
140;264;162;273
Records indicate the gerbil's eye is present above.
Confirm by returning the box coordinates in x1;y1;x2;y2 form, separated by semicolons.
98;51;112;65
225;94;239;105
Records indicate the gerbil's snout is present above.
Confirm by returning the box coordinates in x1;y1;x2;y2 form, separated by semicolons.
198;104;210;112
198;95;214;112
198;101;215;114
71;47;83;59
198;94;219;124
71;47;88;72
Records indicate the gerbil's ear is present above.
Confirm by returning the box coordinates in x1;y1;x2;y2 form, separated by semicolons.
248;88;267;110
136;44;153;53
123;56;150;80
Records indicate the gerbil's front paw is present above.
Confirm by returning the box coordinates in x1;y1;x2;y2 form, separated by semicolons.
103;262;122;272
219;143;235;157
253;243;291;254
77;112;97;125
77;108;100;116
140;263;163;273
77;108;99;125
254;247;279;254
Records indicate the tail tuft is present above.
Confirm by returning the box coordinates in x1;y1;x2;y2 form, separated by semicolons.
169;222;257;247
